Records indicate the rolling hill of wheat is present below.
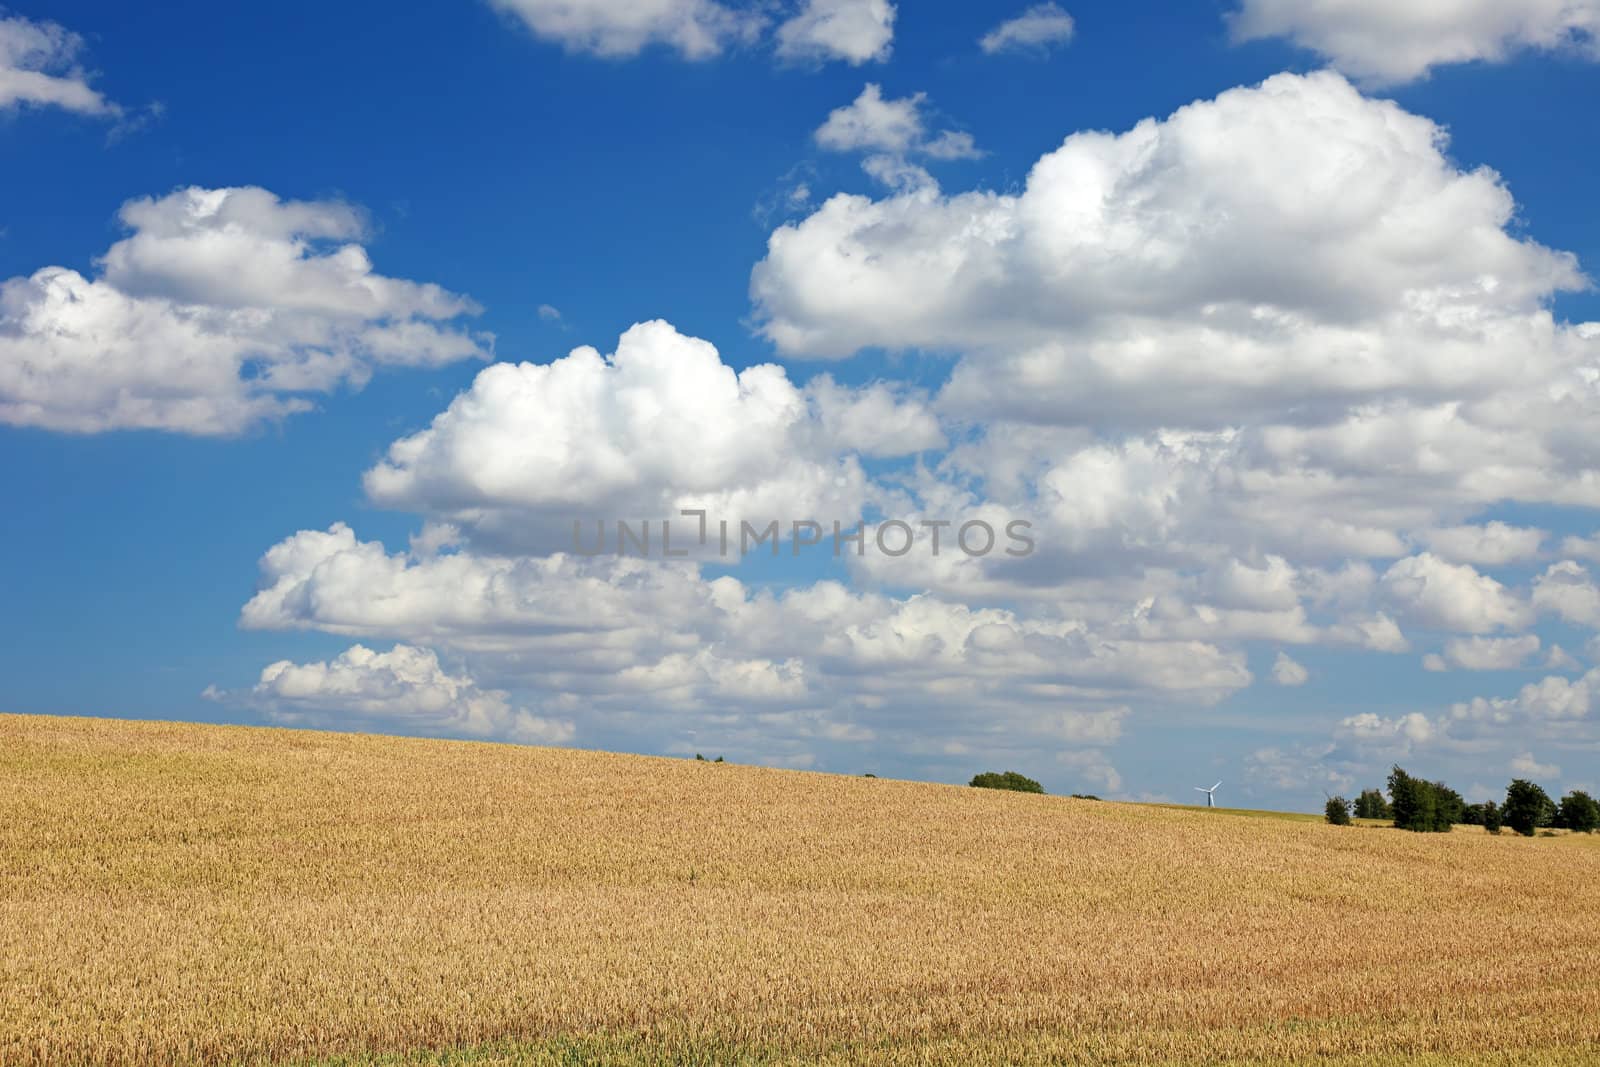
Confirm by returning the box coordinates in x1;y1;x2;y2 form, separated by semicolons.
2;713;1598;1065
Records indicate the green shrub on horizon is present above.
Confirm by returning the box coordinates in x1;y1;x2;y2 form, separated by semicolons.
1325;796;1352;826
1504;779;1556;837
1353;788;1392;820
970;771;1045;794
1388;767;1452;833
1556;790;1598;834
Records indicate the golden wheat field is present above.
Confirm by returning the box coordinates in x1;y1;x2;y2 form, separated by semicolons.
2;713;1599;1066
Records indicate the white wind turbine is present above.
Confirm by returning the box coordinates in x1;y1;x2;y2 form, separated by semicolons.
1195;780;1221;808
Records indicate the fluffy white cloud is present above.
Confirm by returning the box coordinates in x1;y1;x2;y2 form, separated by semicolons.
487;0;894;66
1257;658;1600;798
748;70;1600;614
202;68;1600;795
750;70;1600;569
979;4;1076;55
805;373;945;456
1533;561;1600;628
814;84;970;157
1440;668;1600;758
748;75;1600;644
0;187;488;435
237;522;1253;763
1545;644;1581;671
1338;711;1435;746
813;84;980;192
1510;751;1562;779
1050;707;1129;743
239;522;720;647
0;15;118;116
1212;556;1300;611
1446;668;1599;730
1381;554;1532;634
1419;522;1545;566
1229;0;1600;85
488;0;762;59
1271;651;1309;686
1256;657;1600;792
208;643;575;744
776;0;895;65
1561;530;1600;561
754;74;1590;416
1423;634;1542;672
361;320;941;547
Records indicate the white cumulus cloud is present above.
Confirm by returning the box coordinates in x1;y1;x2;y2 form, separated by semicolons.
1423;634;1542;671
1271;651;1309;686
208;643;575;744
1510;751;1562;779
1381;554;1533;634
1419;523;1545;567
0;15;119;116
754;74;1591;429
1229;0;1600;85
1533;561;1600;628
0;187;489;435
813;83;981;192
776;0;895;65
488;0;763;59
979;4;1076;55
360;320;940;548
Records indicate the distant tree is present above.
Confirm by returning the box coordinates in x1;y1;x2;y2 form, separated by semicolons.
1557;790;1599;834
970;771;1045;794
1353;788;1392;820
1431;782;1466;826
1460;802;1484;826
1504;779;1556;837
1325;796;1352;826
1479;800;1503;835
1070;793;1101;801
1388;766;1452;833
1388;767;1415;827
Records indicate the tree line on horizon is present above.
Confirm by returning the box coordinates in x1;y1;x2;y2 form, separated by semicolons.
963;766;1595;836
969;771;1101;800
1324;766;1598;837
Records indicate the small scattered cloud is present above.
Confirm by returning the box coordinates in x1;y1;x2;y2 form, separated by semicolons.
1545;645;1581;672
0;14;121;117
207;643;576;745
1271;651;1309;686
1228;0;1600;85
980;3;1076;55
1509;752;1561;780
814;83;982;191
1420;523;1545;567
776;0;895;65
1423;635;1543;673
487;0;763;60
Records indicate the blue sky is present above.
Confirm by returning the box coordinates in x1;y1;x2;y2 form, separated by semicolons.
3;0;1599;808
